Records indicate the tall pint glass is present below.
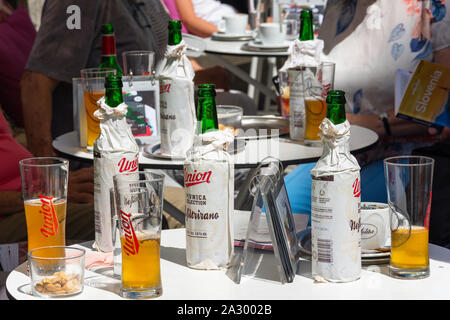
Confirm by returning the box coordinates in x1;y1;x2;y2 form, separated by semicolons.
303;62;335;145
384;156;434;279
116;172;165;299
19;157;69;253
80;68;116;147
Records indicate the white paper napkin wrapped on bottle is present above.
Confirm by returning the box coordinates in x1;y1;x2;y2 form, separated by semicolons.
184;129;235;270
157;40;196;157
280;39;325;71
310;118;361;283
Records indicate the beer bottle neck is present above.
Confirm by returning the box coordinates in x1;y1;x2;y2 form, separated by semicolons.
197;90;218;134
105;78;124;108
168;20;182;45
100;33;123;76
168;30;182;45
101;34;117;56
326;104;346;125
299;11;314;41
326;90;347;125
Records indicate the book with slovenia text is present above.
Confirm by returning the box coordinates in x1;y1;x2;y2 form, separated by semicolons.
395;60;450;128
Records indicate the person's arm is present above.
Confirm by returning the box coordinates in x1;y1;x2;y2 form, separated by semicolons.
346;108;429;138
175;0;218;37
20;71;60;157
68;167;94;204
0;191;23;217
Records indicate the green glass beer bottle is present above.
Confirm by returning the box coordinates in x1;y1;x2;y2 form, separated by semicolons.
197;84;219;134
168;20;182;46
105;73;124;108
299;8;314;41
326;90;347;125
99;24;123;77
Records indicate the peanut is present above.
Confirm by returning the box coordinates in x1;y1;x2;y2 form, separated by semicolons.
34;271;82;296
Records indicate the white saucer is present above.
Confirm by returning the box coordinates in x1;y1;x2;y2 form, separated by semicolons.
297;228;391;265
362;248;391;259
248;40;290;50
142;139;246;160
212;31;254;41
143;143;186;160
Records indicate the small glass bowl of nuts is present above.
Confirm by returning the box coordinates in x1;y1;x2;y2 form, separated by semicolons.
28;246;85;298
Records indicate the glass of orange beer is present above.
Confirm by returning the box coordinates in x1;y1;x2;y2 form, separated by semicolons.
302;62;335;146
384;156;434;279
115;172;165;299
19;157;69;253
278;71;290;119
80;68;116;148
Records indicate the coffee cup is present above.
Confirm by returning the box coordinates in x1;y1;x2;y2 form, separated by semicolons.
218;14;248;35
258;22;285;45
360;202;391;250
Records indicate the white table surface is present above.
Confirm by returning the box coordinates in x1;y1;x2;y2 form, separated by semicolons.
6;228;450;300
52;125;378;169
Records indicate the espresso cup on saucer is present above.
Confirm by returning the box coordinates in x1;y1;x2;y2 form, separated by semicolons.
258;22;285;45
218;14;249;35
360;202;391;250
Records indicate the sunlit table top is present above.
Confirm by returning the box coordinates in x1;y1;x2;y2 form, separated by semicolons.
6;228;450;300
52;125;378;169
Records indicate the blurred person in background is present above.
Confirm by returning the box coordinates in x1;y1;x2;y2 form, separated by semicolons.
21;0;171;158
284;0;450;247
0;103;95;244
170;0;238;37
0;1;95;244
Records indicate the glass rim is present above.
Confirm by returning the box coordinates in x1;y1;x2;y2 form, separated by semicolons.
80;67;116;78
19;157;69;168
113;171;165;181
217;105;243;112
122;50;155;57
320;61;336;67
384;155;435;167
28;246;85;261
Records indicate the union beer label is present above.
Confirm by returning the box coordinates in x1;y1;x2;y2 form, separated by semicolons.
184;168;212;187
39;195;59;237
120;210;140;256
118;157;138;173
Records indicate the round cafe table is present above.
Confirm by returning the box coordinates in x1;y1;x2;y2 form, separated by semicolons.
52;123;378;222
6;228;450;300
52;124;378;170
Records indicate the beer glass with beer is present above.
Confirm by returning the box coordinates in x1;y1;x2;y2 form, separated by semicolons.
302;62;335;146
19;157;69;253
115;172;165;299
279;71;290;119
384;156;434;279
80;68;116;148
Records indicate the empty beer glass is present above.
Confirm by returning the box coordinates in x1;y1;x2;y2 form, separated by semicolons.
384;156;434;279
122;50;155;77
115;172;165;299
19;157;69;253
